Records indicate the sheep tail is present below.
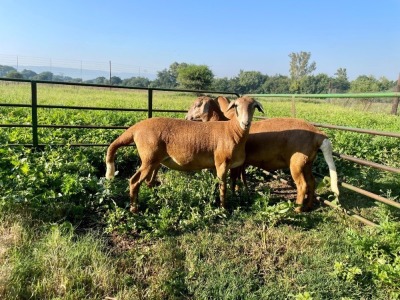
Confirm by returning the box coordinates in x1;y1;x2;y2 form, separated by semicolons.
319;138;340;196
105;128;135;179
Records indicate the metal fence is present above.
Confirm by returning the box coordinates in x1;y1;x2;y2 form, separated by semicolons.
0;78;239;147
1;78;399;226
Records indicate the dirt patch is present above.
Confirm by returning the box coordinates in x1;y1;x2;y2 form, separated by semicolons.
250;170;298;203
266;179;297;202
107;232;138;254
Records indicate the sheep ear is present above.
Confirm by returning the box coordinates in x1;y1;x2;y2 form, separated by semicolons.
254;101;264;114
226;100;236;111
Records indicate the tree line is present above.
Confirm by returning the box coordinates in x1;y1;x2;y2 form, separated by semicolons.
0;52;397;95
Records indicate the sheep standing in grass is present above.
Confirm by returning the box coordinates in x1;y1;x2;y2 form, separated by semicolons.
186;96;339;212
106;96;264;213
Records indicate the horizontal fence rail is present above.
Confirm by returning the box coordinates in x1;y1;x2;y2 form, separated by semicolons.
333;153;400;174
316;195;378;227
255;117;400;139
310;123;400;138
246;92;400;98
1;78;399;226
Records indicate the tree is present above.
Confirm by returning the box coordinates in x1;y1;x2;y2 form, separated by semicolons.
335;68;347;79
93;77;108;85
350;75;380;92
150;68;177;88
122;76;150;88
332;68;350;92
289;51;316;79
212;77;233;92
0;65;16;77
5;70;23;79
377;76;395;91
170;62;188;79
236;70;267;94
21;69;37;79
300;74;330;94
53;75;66;82
223;77;241;93
33;71;53;81
260;75;290;94
289;51;316;93
110;76;122;85
150;62;190;88
176;64;214;90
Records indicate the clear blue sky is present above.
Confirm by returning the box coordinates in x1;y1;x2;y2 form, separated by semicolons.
1;0;399;80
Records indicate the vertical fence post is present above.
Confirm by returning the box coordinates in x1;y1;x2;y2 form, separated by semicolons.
31;81;39;147
148;88;153;118
391;74;399;115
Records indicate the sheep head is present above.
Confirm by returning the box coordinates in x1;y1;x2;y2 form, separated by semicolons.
185;96;213;121
227;96;264;130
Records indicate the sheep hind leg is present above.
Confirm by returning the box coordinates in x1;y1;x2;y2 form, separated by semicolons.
290;162;308;213
145;165;161;188
240;167;249;192
129;163;159;213
230;167;241;193
303;163;316;211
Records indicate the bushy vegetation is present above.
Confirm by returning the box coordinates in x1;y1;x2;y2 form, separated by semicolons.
0;83;399;299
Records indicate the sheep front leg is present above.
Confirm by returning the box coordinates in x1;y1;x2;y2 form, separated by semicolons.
215;162;228;208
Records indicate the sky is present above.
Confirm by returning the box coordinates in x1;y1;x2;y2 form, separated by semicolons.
1;0;399;80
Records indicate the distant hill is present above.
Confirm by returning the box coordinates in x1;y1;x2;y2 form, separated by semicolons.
18;65;156;81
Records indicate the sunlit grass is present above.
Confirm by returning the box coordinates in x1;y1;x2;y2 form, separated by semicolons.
256;97;400;132
0;222;140;299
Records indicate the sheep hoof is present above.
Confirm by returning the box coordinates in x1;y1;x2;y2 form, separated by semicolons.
294;206;303;213
295;205;314;213
146;179;161;188
130;205;139;214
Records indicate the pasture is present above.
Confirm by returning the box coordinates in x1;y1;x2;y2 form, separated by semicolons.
0;82;399;299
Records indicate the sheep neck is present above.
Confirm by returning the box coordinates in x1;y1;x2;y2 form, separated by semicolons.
208;109;229;121
229;117;249;144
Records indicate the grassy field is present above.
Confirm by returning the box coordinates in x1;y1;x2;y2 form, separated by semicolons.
0;82;399;299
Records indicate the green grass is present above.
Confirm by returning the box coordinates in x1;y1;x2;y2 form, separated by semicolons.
2;207;398;299
0;82;399;299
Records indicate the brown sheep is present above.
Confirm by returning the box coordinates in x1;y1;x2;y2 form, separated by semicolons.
185;96;339;212
106;96;264;213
